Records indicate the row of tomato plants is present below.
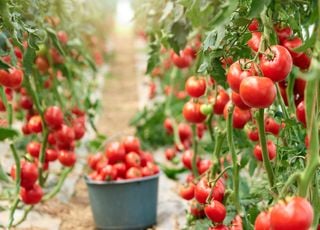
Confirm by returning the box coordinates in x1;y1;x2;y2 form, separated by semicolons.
132;0;319;229
0;0;112;227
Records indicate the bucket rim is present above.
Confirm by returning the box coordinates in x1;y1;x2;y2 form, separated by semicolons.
84;172;160;185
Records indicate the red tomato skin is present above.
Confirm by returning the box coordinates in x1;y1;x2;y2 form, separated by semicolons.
123;136;140;153
211;89;230;115
231;91;251;110
44;106;64;130
260;45;293;82
165;148;176;161
275;25;293;43
194;177;225;204
294;78;306;97
293;53;311;70
296;101;306;126
20;184;43;205
282;37;303;58
100;165;117;181
265;117;281;136
113;162;127;178
223;104;252;129
170;50;192;69
247;128;259;142
181;150;199;170
163;118;173;134
27;141;41;158
227;59;256;93
179;183;195;200
125;167;142;179
178;123;192;141
20;96;33;110
185;76;206;98
255;211;271;230
125;152;141;168
253;140;276;161
54;125;75;146
204;200;227;223
105;142;126;164
239;76;276;108
183;101;207;123
247;32;261;52
45;149;59;162
270;197;314;230
58;150;76;167
28;115;43;133
248;19;259;31
197;159;212;175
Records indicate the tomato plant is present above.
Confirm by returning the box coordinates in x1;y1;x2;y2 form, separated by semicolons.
132;0;320;229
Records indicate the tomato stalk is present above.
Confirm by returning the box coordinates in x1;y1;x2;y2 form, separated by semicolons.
256;109;277;193
0;86;13;126
8;143;21;228
298;78;319;197
191;124;199;177
226;104;241;213
210;130;225;179
43;167;73;201
206;113;215;142
38;129;49;186
12;206;33;227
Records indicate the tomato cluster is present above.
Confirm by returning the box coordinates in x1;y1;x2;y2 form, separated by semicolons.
87;136;159;181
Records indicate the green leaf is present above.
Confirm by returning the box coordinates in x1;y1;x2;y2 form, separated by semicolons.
146;40;160;74
210;57;227;88
249;159;257;176
23;45;36;76
46;28;66;56
0;127;19;141
168;20;190;53
248;0;271;18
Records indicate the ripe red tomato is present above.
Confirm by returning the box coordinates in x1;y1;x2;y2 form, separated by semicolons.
100;165;117;181
50;48;64;64
27;141;41;158
73;122;86;140
11;161;38;189
20;184;43;205
105;142;126;164
88;153;104;170
179;182;195;200
211;89;230;115
255;211;271;230
54;124;75;146
247;127;259;142
45;149;58;162
265;117;281;136
230;215;243;230
197;159;212;175
165;148;176;161
296;100;306;126
194;177;225;204
247;32;261;52
294;78;306;97
20;96;33;110
227;59;256;93
231;91;251;110
223;104;252;129
123;136;140;153
170;50;192;69
275;25;293;43
204;200;226;223
248;19;259;31
125;167;142;179
183;101;207;123
292;53;311;70
44;106;64;130
163;118;173;134
260;45;292;82
182;150;200;170
125;152;141;168
113;162;127;178
0;68;24;89
183;46;197;59
270;197;314;230
141;166;154;177
239;76;276;108
196;123;206;139
253;140;276;161
58;150;76;167
185;76;206;98
28;115;43;133
178;123;192;142
190;200;205;218
282;37;303;58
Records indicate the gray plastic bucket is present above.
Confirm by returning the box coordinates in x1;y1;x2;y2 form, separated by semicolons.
85;173;159;230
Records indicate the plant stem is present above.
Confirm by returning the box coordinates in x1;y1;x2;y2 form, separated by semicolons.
43;167;72;201
38;129;49;187
8;197;19;228
298;79;319;197
279;172;301;198
207;113;215;143
191;124;199;177
210;130;225;179
12;206;33;227
256;109;277;193
226;104;241;213
0;86;13;126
